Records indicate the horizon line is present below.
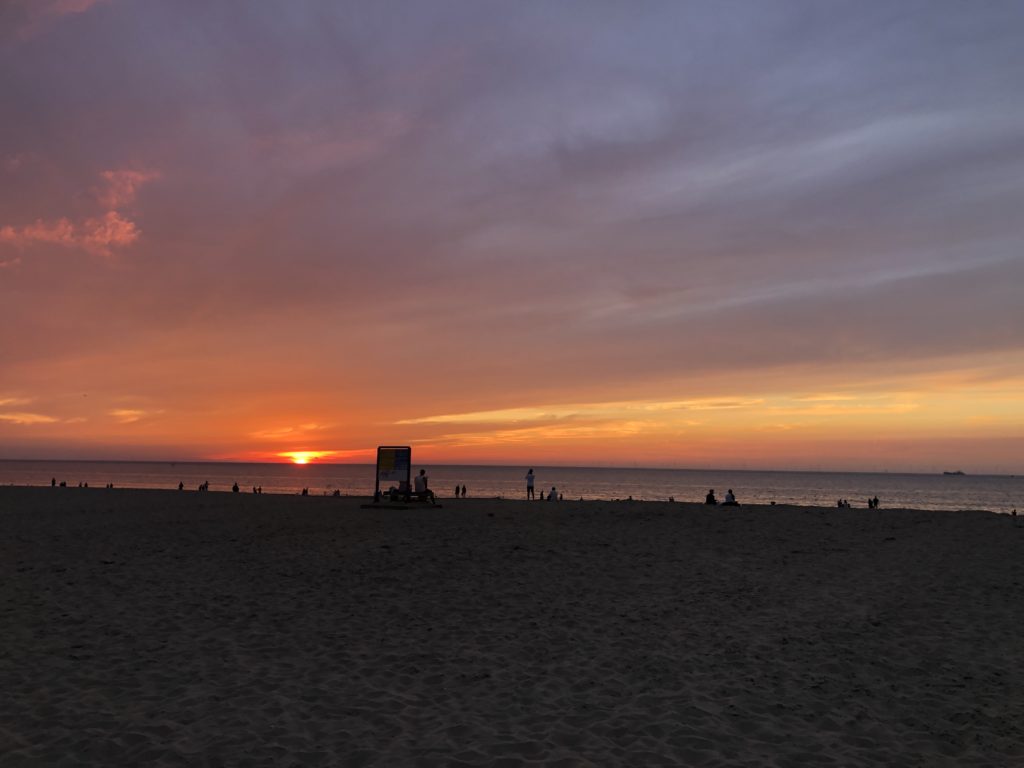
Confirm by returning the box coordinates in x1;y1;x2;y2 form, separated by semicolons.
0;457;1011;478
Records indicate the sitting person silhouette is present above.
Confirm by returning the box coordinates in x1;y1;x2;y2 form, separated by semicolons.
414;469;435;502
705;489;717;505
722;489;739;506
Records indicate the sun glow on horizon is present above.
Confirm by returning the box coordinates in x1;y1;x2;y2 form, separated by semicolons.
279;451;331;465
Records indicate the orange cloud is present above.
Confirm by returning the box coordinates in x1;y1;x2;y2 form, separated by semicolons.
0;214;136;256
82;211;140;254
96;169;160;208
249;423;330;440
109;408;155;424
0;218;76;248
0;412;59;425
0;169;154;256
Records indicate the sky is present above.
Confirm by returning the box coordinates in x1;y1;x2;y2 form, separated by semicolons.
1;1;1023;473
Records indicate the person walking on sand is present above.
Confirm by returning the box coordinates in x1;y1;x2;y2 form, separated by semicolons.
526;469;535;500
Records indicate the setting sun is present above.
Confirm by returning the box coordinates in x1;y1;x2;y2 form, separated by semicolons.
279;451;330;465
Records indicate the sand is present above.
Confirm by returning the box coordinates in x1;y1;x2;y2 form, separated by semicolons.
1;486;1022;766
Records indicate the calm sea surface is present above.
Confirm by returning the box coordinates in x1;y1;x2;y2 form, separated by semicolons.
0;460;1019;512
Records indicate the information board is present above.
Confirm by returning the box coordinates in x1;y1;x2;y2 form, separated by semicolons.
375;445;411;497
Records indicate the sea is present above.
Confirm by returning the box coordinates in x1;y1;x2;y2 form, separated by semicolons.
0;460;1019;513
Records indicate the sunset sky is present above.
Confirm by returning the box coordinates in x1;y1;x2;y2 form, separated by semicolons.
2;1;1023;472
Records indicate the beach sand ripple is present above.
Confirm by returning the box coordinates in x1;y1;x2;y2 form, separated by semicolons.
2;488;1022;766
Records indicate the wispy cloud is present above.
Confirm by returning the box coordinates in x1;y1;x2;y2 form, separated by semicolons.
254;115;410;174
95;169;160;208
4;153;35;171
0;214;137;256
5;0;111;40
0;169;153;256
0;218;76;248
109;408;161;424
46;0;107;16
640;398;766;412
249;423;331;440
0;412;58;425
81;211;140;253
399;397;767;426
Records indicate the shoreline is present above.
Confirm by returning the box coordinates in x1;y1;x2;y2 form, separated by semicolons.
0;483;1009;516
3;486;1022;765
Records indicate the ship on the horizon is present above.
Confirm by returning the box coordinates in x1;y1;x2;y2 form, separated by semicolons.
943;470;966;476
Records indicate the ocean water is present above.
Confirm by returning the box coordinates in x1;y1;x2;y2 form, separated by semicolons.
0;460;1019;513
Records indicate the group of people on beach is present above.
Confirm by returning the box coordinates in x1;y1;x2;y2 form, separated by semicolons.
705;489;740;506
45;469;893;511
836;496;880;508
525;469;562;501
51;478;107;488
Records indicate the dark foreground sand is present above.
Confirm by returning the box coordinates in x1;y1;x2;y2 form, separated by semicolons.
2;487;1022;767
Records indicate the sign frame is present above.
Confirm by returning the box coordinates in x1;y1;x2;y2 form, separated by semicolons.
374;445;412;499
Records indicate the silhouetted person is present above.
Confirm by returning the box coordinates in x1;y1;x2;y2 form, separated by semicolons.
179;481;184;491
414;469;434;502
705;489;717;505
461;484;466;498
872;496;880;509
455;485;460;498
723;489;739;506
232;482;239;493
548;486;558;501
526;469;535;499
51;477;56;487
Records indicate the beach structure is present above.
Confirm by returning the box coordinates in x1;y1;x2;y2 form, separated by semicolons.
374;445;411;501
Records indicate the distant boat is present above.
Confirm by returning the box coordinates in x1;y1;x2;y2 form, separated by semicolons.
943;470;966;476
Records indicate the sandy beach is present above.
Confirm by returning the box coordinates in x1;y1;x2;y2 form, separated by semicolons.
2;487;1022;766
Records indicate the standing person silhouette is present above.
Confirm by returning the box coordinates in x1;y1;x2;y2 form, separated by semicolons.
526;468;535;499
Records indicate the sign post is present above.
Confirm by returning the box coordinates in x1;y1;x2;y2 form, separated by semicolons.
375;446;411;500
